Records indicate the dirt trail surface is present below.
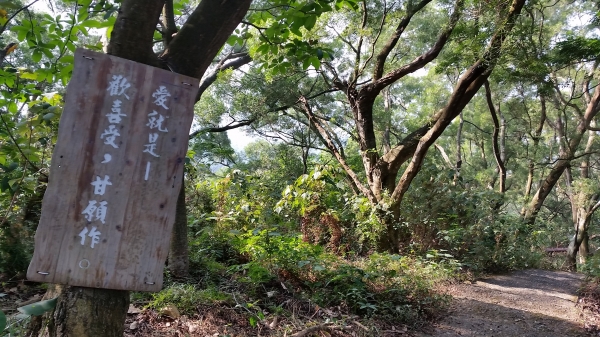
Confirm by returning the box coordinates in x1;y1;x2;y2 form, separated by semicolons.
414;269;587;337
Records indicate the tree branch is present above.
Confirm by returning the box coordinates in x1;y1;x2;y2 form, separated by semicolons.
389;0;526;206
372;0;434;80
161;0;178;46
0;0;39;36
584;82;600;131
160;0;252;78
196;53;252;101
373;0;463;90
485;80;506;193
298;96;376;204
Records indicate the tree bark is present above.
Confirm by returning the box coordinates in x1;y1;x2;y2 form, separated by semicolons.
168;177;189;279
579;232;589;264
455;111;463;184
484;80;506;196
566;212;590;271
520;95;546;215
27;286;129;337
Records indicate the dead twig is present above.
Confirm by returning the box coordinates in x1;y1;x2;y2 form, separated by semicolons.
291;322;348;337
352;320;370;331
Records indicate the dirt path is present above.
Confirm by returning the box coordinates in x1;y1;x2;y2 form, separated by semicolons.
414;269;587;337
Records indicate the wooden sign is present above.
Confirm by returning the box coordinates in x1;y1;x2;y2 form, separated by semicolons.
27;49;199;291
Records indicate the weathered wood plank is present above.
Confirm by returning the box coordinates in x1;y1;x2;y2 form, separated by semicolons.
27;49;199;291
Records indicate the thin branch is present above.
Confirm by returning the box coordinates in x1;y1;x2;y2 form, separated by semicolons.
189;118;256;139
196;53;252;101
372;0;434;80
354;0;387;86
241;20;273;44
0;111;45;176
374;0;463;90
485;80;506;193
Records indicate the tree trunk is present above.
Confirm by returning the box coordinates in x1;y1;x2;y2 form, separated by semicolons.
484;80;506;196
566;211;590;271
27;286;129;337
579;232;589;264
520;95;545;216
168;177;189;279
455;111;463;184
376;208;402;253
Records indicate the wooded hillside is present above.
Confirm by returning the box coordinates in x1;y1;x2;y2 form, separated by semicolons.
1;0;599;335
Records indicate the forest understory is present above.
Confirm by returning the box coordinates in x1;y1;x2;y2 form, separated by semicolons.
2;262;599;336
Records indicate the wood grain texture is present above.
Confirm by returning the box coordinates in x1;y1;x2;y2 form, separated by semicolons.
27;49;199;291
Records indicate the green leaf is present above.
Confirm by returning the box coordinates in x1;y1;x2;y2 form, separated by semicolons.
42;48;54;59
81;19;99;28
226;35;238;46
19;71;38;80
59;55;74;64
249;316;257;327
32;49;42;63
313;264;325;271
0;310;6;331
0;177;10;192
42;113;55;121
256;44;270;55
304;15;317;31
17;297;58;316
8;101;17;113
310;56;320;69
16;28;27;41
316;49;324;60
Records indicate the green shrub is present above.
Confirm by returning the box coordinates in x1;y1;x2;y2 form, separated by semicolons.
582;254;600;277
148;284;232;315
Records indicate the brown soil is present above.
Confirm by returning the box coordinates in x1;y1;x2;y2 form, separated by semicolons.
413;269;588;337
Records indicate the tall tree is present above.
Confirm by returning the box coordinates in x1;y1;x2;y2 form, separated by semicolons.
564;125;599;270
28;0;251;336
282;0;528;251
521;58;600;226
